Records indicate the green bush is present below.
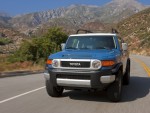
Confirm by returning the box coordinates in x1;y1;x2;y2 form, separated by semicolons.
8;27;68;63
0;38;13;45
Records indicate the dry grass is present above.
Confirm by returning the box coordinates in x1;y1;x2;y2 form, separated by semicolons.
0;61;44;72
130;49;150;56
0;55;44;72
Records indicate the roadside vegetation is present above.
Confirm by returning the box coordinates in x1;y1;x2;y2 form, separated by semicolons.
0;38;13;45
0;27;68;72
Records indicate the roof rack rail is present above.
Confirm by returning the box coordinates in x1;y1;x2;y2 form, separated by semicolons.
76;29;93;34
76;28;119;34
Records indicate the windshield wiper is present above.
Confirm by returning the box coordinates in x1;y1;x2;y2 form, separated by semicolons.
65;47;78;50
79;47;89;50
96;47;112;50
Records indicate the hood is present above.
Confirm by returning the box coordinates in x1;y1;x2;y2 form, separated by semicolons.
49;49;118;60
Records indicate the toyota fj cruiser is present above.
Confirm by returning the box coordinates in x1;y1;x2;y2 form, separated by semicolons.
44;29;130;102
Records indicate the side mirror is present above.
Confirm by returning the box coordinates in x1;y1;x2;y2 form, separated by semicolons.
122;43;128;51
61;43;66;50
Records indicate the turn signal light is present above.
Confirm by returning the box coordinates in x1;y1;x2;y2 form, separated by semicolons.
101;60;115;67
46;59;52;65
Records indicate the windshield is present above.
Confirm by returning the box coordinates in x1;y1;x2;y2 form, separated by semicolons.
65;36;116;50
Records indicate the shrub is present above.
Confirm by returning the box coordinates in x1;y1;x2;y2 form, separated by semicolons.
0;38;13;45
8;27;68;63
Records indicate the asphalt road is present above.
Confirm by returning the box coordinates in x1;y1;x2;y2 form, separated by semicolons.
0;55;150;113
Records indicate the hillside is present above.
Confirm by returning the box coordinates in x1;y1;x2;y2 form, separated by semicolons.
117;8;150;55
0;28;26;54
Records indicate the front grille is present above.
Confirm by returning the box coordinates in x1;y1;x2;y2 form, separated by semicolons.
61;61;90;68
57;74;91;80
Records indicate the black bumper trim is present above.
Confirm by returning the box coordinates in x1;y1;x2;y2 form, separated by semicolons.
48;63;122;89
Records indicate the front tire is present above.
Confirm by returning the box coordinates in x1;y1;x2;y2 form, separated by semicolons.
46;79;63;97
123;60;130;85
107;70;123;102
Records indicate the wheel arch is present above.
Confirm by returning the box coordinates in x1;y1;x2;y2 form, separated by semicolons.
112;62;123;74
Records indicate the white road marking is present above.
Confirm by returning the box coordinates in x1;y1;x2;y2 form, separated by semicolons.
0;86;45;104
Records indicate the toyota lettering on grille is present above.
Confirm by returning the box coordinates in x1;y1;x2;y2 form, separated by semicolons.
69;63;81;66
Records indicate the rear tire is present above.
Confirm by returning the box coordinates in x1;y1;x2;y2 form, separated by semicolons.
46;79;63;97
107;70;123;102
123;60;130;85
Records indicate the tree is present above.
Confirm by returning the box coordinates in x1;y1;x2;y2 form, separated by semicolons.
9;27;68;63
44;27;68;48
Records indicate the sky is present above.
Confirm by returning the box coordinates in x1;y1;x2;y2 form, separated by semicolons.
0;0;150;16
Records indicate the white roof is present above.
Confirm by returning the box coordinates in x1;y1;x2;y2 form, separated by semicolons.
70;33;117;37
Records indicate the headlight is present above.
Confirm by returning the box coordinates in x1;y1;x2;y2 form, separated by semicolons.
92;60;101;69
52;59;59;67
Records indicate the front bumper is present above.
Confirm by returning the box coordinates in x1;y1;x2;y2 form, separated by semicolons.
44;68;117;89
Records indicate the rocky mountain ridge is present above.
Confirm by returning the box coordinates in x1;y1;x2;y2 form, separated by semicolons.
0;0;147;34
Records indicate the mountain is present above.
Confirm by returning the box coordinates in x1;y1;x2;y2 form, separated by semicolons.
98;0;146;23
10;8;66;30
0;0;149;55
117;7;150;56
0;12;11;28
9;0;147;34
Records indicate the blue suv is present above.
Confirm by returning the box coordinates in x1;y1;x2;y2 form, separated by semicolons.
44;31;130;102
